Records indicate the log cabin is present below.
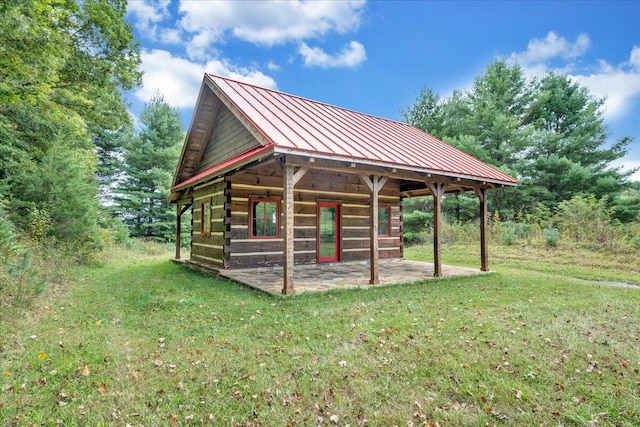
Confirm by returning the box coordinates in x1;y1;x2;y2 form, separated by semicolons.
169;74;517;294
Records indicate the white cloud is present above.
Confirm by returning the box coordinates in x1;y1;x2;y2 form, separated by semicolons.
612;158;640;182
512;31;590;66
126;0;172;42
572;61;640;121
135;49;277;109
509;32;591;77
510;34;640;122
299;41;366;68
266;61;280;72
178;0;366;56
629;46;640;71
127;0;168;25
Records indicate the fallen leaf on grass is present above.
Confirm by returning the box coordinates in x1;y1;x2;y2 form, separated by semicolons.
97;383;106;396
338;360;347;367
511;388;522;400
81;365;90;377
38;352;47;360
169;414;178;424
485;407;508;420
356;413;368;426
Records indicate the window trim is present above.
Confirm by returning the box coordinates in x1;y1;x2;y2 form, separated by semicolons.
249;199;281;239
200;200;211;236
378;205;391;237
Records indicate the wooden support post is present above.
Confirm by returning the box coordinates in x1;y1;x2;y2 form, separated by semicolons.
175;202;192;260
475;187;489;272
361;174;388;285
175;204;182;260
427;181;447;277
282;165;308;295
370;184;379;285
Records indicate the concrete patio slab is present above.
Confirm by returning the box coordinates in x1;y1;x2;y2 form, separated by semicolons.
182;258;486;295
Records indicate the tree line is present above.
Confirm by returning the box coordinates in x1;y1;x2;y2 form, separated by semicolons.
402;60;640;226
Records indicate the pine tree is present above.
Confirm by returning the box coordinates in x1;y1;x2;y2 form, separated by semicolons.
402;60;636;221
116;94;184;242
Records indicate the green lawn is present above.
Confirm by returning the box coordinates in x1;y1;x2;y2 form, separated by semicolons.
1;244;639;426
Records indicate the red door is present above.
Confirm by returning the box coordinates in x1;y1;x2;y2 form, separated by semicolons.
318;203;340;262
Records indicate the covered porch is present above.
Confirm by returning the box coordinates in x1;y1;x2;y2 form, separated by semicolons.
183;258;486;295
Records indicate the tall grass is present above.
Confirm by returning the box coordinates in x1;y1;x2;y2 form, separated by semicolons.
405;195;640;254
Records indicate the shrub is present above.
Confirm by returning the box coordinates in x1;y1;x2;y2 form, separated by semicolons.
556;195;614;245
543;227;559;247
0;200;44;306
403;210;432;244
502;222;517;246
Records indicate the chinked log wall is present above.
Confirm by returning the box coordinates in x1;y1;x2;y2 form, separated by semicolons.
191;178;227;267
225;163;403;269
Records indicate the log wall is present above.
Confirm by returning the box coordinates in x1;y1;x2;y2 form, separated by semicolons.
190;178;228;267
223;163;403;268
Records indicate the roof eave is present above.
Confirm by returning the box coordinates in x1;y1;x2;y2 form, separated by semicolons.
273;147;518;187
170;145;275;196
171;80;212;188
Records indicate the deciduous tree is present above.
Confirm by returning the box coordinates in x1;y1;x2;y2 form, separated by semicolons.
0;0;141;254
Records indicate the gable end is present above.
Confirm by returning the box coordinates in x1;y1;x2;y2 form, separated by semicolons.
197;104;261;174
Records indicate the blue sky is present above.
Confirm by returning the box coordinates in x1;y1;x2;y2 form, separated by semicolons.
125;0;640;181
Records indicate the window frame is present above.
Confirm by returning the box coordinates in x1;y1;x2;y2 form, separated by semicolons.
249;199;281;239
200;200;211;236
377;205;391;237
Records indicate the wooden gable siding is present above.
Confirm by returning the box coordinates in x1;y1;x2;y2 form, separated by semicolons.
190;178;228;267
224;163;403;269
197;105;261;174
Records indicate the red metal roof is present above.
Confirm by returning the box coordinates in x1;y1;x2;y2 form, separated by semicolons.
205;74;517;185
